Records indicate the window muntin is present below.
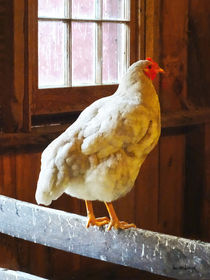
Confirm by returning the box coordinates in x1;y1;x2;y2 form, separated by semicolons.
38;0;130;88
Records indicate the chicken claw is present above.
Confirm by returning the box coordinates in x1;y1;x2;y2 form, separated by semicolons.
85;200;109;228
86;216;110;228
107;220;136;231
105;202;136;231
85;200;136;230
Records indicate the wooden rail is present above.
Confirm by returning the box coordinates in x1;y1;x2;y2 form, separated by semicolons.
0;195;210;279
0;268;47;280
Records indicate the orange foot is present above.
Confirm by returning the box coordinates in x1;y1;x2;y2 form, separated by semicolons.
105;202;136;230
86;215;110;228
107;220;136;231
85;200;110;228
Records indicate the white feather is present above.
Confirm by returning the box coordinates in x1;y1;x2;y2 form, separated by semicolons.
35;60;161;205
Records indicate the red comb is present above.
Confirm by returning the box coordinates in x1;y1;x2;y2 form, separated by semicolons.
146;57;153;62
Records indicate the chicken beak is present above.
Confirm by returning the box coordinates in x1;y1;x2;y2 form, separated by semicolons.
158;67;165;73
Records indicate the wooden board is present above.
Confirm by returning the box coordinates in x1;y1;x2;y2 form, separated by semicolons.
188;0;210;107
160;0;189;112
135;146;159;231
184;125;205;238
0;0;30;132
158;135;185;236
0;268;47;280
201;123;210;242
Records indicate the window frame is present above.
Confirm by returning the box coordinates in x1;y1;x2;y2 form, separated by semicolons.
0;0;156;137
29;0;140;116
38;1;131;88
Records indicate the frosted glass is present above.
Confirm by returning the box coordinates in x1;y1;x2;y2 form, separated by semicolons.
103;0;124;19
38;0;65;18
72;0;96;19
102;23;124;83
38;21;65;88
72;22;95;86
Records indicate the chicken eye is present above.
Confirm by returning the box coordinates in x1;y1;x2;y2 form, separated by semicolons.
148;65;152;69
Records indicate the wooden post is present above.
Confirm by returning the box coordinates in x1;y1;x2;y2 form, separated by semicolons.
0;0;30;133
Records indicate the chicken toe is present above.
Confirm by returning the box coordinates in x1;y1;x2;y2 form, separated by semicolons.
105;202;136;231
107;220;136;231
85;200;109;228
86;216;110;228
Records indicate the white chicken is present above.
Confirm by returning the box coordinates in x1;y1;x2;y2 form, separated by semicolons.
36;58;164;230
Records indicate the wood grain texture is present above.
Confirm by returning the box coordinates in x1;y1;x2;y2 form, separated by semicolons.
138;0;146;59
0;0;30;132
145;0;161;61
160;0;189;112
130;0;139;63
0;234;19;272
201;123;210;242
32;85;118;115
135;146;159;231
0;0;15;132
188;0;210;107
184;125;205;238
0;154;16;197
0;154;19;272
158;135;185;236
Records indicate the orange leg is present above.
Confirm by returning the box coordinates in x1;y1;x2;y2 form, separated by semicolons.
85;200;109;228
105;202;136;230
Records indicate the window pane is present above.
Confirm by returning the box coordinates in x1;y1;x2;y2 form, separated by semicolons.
103;0;124;19
38;21;66;88
72;0;96;19
102;23;124;84
72;22;95;86
38;0;65;18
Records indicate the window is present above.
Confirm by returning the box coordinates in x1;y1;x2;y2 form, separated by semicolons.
38;0;130;88
0;0;139;133
30;0;139;116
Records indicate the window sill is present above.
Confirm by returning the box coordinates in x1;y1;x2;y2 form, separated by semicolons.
1;108;210;154
0;124;69;154
33;84;118;115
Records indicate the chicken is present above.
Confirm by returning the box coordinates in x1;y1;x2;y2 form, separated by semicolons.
35;58;164;230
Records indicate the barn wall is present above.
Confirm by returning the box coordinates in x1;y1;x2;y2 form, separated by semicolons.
0;0;210;279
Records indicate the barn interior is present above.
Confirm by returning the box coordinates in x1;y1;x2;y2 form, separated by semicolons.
0;0;210;279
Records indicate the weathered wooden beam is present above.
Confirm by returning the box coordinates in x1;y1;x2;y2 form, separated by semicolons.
0;124;69;154
161;108;210;129
0;195;210;279
0;268;47;280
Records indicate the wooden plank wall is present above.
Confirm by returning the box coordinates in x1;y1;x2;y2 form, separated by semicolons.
0;0;210;279
0;151;176;280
